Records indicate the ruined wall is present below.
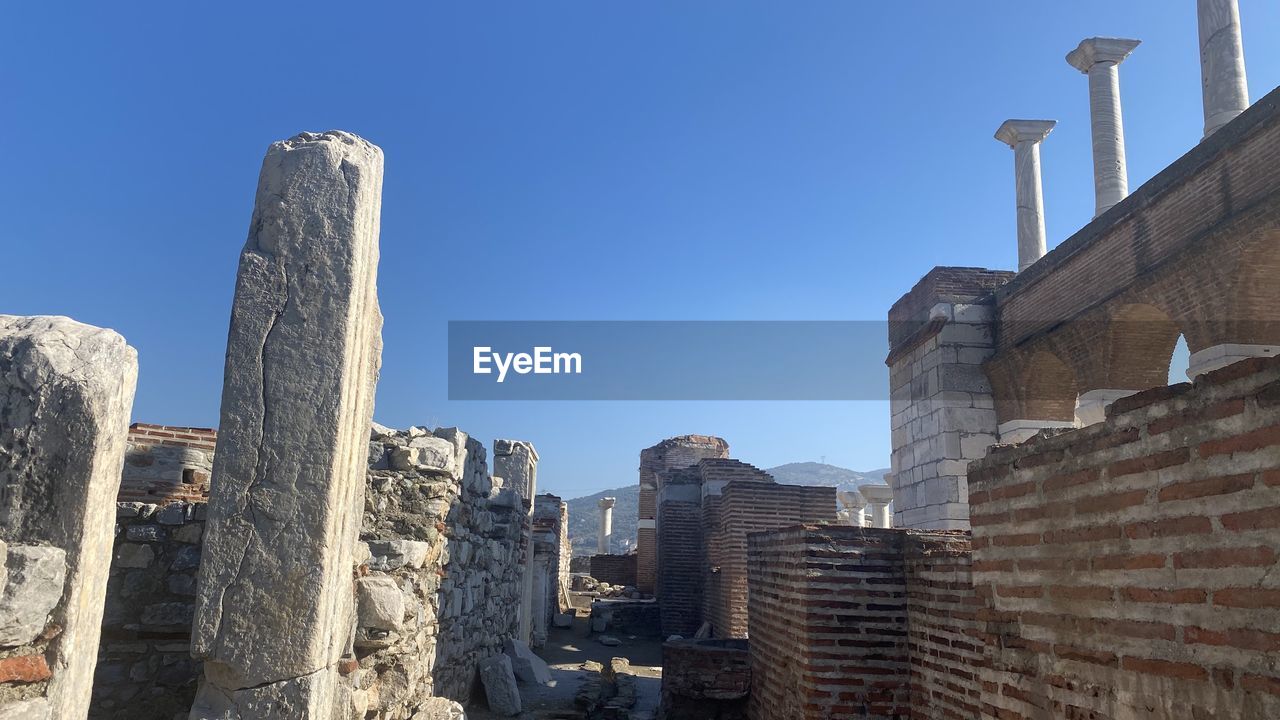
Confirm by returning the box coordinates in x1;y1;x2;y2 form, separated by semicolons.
532;494;567;646
745;525;979;720
356;426;526;711
119;425;214;504
90;501;205;719
589;554;637;587
656;469;704;637
660;639;750;720
704;481;835;639
968;356;1280;719
637;435;729;593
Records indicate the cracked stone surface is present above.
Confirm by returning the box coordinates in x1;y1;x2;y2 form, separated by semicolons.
0;315;138;719
189;130;385;716
0;546;66;647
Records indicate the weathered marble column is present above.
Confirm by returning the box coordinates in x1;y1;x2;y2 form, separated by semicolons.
0;316;138;719
597;497;615;554
995;120;1056;271
1198;0;1250;137
836;490;866;527
189;131;385;718
858;484;894;529
1067;38;1140;216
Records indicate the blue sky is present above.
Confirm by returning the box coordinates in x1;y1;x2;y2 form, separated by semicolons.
3;2;1277;500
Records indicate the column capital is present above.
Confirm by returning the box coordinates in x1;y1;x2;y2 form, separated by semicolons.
1066;37;1141;73
598;496;616;509
995;120;1056;148
857;484;894;504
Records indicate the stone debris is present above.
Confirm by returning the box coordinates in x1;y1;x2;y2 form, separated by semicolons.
575;657;639;720
552;612;575;628
356;575;405;631
478;654;522;716
598;636;622;647
410;697;468;720
503;638;553;685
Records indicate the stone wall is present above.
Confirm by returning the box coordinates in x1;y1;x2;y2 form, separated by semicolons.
119;425;215;504
968;356;1280;719
90;501;205;719
532;493;568;647
356;426;526;711
588;554;637;587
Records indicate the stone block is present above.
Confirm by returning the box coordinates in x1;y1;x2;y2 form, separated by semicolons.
155;503;189;525
503;638;552;685
0;546;67;646
356;576;404;631
0;315;138;718
0;698;50;720
411;697;467;720
478;654;522;716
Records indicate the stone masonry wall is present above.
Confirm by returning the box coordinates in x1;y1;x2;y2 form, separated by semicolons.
660;638;750;720
968;356;1280;719
90;501;205;719
356;426;526;712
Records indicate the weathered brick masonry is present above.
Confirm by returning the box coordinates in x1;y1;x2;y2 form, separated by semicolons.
119;424;215;503
638;435;729;593
745;526;978;720
969;355;1280;719
589;553;638;587
705;481;836;639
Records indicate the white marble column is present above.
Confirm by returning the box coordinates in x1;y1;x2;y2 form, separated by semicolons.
1198;0;1250;137
858;484;894;529
597;497;616;554
995;120;1056;271
1067;38;1140;216
837;490;867;527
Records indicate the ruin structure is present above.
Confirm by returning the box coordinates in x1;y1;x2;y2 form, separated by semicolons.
636;435;729;593
0;316;138;719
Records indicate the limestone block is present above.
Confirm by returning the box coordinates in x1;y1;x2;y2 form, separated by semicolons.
553;612;574;628
0;698;50;720
503;638;552;685
156;504;190;525
366;539;431;571
411;697;467;720
478;654;521;716
190;131;385;707
0;315;138;718
0;546;67;646
389;438;454;476
356;576;404;631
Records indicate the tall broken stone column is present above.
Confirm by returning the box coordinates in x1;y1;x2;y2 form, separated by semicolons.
189;131;385;718
1198;0;1250;137
995;120;1056;272
1066;37;1141;217
0;315;138;719
494;439;539;645
597;497;615;555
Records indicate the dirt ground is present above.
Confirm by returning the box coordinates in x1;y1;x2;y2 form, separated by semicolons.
467;615;663;720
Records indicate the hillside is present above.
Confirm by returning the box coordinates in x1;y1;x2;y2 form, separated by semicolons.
564;462;888;557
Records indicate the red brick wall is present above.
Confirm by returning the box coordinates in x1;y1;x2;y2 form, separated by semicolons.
968;356;1280;719
119;423;216;503
706;482;836;639
658;473;706;636
638;435;729;593
589;553;637;587
903;532;982;719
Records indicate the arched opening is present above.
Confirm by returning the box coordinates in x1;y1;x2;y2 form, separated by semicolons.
1023;350;1078;423
1106;303;1182;390
1168;335;1190;384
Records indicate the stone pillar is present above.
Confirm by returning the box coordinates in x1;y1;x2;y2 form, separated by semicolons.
836;490;867;527
995;120;1056;271
189;131;385;718
0;316;138;719
597;497;615;554
858;484;894;529
1186;344;1279;378
1067;38;1141;216
887;267;1012;530
495;439;539;645
1198;0;1250;137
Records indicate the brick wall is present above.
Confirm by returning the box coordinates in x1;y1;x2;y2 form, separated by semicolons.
590;553;637;587
968;356;1280;719
638;435;729;593
705;481;836;639
746;525;981;720
657;469;705;636
119;424;216;503
660;639;751;720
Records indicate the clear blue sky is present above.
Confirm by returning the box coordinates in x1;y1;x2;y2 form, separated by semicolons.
3;2;1277;500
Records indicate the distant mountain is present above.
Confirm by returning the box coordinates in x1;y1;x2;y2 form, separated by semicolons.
564;462;888;557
